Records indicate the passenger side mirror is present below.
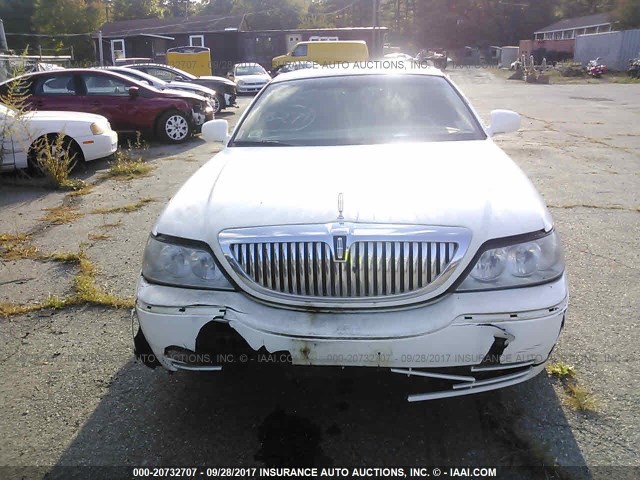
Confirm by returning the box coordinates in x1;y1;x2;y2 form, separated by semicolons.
128;86;139;98
202;119;229;143
487;109;520;136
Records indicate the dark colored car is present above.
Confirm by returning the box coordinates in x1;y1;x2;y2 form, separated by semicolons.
271;61;320;77
0;69;213;143
127;64;237;111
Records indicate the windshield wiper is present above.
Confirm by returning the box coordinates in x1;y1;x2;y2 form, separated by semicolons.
232;140;294;147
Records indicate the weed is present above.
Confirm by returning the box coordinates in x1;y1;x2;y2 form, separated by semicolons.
547;361;598;413
0;232;30;244
104;149;153;180
30;133;79;187
92;196;155;214
63;180;93;196
40;205;83;225
546;362;576;378
1;249;135;318
128;131;149;151
0;232;38;260
564;384;598;412
0;295;68;317
99;220;123;230
87;233;111;241
47;251;83;263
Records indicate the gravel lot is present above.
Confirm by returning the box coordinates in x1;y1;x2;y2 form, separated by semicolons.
1;69;638;479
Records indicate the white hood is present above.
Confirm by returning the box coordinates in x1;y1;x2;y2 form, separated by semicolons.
236;74;269;84
24;110;107;124
154;140;552;250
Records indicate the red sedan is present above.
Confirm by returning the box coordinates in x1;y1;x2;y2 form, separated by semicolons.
0;69;213;143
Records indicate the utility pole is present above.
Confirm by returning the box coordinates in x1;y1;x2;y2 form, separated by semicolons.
0;19;9;51
98;31;104;66
372;0;378;57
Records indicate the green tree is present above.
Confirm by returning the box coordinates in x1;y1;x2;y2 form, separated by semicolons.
163;0;196;17
0;0;37;51
110;0;164;21
234;0;306;30
197;0;236;16
613;0;640;29
32;0;106;61
555;0;616;18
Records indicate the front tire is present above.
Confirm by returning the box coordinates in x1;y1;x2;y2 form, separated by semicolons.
27;134;83;177
158;110;191;143
212;95;223;114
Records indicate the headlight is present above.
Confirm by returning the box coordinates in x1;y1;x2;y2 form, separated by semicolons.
142;235;234;290
456;231;564;291
90;122;107;135
237;79;245;85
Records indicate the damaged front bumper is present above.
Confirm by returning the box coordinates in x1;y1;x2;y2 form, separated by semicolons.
134;275;567;401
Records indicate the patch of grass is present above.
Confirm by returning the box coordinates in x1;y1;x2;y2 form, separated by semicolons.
0;233;30;244
64;181;93;197
40;205;83;225
31;133;77;188
564;384;598;412
547;361;598;413
546;362;576;378
92;196;155;214
88;232;111;241
103;150;153;180
0;295;68;317
47;251;83;263
128;131;149;151
1;249;134;318
1;244;39;260
99;220;123;230
0;232;39;260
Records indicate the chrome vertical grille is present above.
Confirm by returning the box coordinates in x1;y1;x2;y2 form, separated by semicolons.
229;240;458;298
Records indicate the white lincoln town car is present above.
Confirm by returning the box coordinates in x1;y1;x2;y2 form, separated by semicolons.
134;66;568;402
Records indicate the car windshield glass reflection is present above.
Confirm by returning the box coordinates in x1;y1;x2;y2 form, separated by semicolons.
236;65;266;76
231;75;485;147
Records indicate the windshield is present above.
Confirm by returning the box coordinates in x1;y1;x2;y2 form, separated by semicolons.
231;75;486;147
170;66;197;80
118;69;168;87
235;65;267;76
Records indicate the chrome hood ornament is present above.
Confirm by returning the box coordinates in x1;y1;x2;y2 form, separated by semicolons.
337;192;344;224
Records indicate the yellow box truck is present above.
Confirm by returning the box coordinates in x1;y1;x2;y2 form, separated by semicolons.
166;46;212;76
272;40;369;69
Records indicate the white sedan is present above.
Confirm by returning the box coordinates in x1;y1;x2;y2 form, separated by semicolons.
0;104;117;173
230;62;271;94
134;66;568;402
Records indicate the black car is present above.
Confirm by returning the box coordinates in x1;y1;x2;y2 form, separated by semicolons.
127;64;237;111
271;61;320;77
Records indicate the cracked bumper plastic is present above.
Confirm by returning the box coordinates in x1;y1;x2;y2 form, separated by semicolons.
134;275;568;374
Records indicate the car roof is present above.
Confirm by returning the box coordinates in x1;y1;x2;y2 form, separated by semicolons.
269;63;445;84
5;68;155;85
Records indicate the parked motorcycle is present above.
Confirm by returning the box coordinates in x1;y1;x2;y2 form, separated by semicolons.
586;58;607;78
628;58;640;79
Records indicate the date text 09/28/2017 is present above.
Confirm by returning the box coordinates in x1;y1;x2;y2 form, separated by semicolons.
131;466;499;478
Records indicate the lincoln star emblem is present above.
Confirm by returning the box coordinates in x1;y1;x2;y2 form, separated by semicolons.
333;193;348;262
333;235;347;262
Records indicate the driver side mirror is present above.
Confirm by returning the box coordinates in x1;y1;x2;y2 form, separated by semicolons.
128;86;139;98
202;119;230;144
487;109;520;136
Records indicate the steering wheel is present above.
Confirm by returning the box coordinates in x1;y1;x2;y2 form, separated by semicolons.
264;104;316;131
